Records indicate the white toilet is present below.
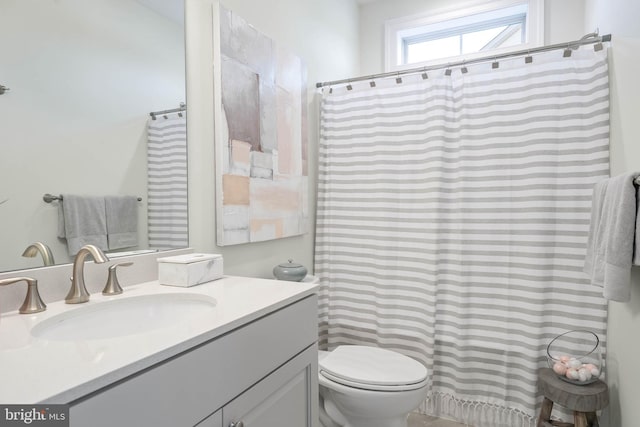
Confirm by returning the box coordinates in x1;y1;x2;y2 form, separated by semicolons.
318;345;429;427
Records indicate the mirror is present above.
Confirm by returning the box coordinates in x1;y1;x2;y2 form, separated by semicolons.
0;0;186;272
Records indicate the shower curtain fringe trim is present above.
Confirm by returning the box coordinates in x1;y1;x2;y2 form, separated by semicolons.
418;392;537;427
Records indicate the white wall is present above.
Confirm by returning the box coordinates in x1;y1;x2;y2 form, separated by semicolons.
185;0;359;278
585;1;640;425
0;0;185;270
358;0;586;75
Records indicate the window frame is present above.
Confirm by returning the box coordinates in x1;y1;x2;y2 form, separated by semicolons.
384;0;545;72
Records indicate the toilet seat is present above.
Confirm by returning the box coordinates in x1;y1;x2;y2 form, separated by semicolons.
319;345;428;392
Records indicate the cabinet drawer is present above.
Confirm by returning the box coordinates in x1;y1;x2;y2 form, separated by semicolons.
69;295;318;427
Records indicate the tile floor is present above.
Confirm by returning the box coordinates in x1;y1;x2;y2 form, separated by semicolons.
408;413;471;427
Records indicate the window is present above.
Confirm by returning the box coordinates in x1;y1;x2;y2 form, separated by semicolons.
385;0;544;71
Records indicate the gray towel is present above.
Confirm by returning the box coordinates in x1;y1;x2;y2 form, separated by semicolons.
105;196;138;250
58;195;108;256
584;172;640;302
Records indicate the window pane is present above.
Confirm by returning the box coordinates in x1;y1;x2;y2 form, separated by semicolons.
500;26;523;47
462;23;523;54
461;27;506;54
386;1;543;70
406;35;460;64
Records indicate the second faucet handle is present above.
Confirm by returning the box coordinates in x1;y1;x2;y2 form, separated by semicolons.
0;277;46;314
102;262;133;295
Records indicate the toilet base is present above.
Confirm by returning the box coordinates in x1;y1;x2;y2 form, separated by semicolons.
320;387;411;427
319;394;341;427
320;407;408;427
342;417;408;427
319;414;408;427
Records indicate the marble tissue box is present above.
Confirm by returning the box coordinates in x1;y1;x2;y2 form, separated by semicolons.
157;253;223;287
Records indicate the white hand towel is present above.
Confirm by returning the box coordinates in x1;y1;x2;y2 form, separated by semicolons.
583;180;608;284
58;195;108;256
584;172;640;302
105;196;138;250
635;183;640;266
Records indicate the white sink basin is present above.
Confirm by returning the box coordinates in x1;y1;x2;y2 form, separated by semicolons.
31;293;217;341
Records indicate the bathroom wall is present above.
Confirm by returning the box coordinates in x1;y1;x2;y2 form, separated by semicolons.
358;0;586;75
185;0;360;278
585;1;640;425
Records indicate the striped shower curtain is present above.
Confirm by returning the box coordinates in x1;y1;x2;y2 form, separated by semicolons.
315;47;609;426
147;115;188;249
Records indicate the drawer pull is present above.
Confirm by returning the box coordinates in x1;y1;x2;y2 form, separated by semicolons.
229;422;244;427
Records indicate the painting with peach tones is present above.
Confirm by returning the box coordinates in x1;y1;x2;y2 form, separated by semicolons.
213;2;309;246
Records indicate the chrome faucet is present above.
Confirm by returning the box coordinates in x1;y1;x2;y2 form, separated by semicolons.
22;242;55;266
65;244;109;304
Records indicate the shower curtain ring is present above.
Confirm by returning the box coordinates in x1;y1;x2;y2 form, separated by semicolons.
563;43;573;57
525;50;533;63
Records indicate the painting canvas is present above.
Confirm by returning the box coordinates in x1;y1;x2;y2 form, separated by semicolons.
213;2;309;246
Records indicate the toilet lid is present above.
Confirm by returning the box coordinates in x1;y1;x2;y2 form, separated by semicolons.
319;345;428;391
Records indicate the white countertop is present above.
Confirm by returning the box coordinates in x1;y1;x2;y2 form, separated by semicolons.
0;276;318;404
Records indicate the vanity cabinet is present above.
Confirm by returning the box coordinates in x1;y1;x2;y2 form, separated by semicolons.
68;295;318;427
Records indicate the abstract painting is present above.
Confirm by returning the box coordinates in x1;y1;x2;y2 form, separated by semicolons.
213;2;309;246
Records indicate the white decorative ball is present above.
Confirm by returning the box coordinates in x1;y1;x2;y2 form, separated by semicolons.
566;368;580;380
578;368;592;382
568;358;582;369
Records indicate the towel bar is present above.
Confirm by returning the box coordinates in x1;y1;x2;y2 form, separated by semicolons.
43;194;142;203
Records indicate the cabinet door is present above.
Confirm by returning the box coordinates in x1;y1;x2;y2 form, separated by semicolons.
196;409;222;427
223;344;318;427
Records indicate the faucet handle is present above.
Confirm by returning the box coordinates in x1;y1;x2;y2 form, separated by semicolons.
102;262;133;296
0;277;47;314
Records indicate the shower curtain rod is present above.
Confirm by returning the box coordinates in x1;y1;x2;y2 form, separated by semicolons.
315;33;612;88
149;102;186;120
